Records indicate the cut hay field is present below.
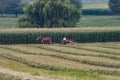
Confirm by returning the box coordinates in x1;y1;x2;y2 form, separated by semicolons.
0;42;120;80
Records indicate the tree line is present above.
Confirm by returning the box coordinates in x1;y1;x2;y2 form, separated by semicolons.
109;0;120;14
0;0;24;17
0;0;82;18
0;0;120;17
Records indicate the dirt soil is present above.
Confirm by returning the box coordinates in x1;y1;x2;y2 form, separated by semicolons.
0;67;56;80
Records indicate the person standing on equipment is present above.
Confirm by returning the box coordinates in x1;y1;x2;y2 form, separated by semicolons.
63;36;67;45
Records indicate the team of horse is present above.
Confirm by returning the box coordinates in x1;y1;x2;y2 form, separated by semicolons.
36;36;76;45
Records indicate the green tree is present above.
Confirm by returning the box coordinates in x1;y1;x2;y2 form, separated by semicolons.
0;0;23;17
109;0;120;14
5;0;23;17
0;0;7;17
70;0;82;9
18;0;81;28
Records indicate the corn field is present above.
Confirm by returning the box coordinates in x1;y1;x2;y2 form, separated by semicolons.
0;28;120;44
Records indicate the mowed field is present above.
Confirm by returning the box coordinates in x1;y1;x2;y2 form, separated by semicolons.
0;42;120;80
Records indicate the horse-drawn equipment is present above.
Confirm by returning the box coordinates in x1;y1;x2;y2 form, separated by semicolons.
36;36;76;45
61;39;76;45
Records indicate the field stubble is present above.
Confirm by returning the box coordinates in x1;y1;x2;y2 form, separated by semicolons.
0;42;120;80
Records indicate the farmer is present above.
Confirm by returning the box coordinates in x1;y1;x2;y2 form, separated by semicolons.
62;36;67;45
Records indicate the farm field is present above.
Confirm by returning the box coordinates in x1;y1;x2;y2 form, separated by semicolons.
0;15;120;28
0;42;120;80
0;0;120;79
77;16;120;27
82;0;109;9
23;0;109;9
0;73;26;80
0;18;17;28
83;3;108;9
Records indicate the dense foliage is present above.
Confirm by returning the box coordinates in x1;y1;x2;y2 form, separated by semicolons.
109;0;120;14
83;9;111;15
0;30;120;44
0;0;23;17
18;0;81;28
70;0;82;9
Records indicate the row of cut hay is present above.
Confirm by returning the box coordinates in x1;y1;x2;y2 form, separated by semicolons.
6;52;120;72
79;46;120;56
30;44;92;56
0;55;40;74
1;47;120;76
12;53;84;68
65;44;120;56
0;48;120;76
0;30;120;44
30;45;120;68
91;43;120;50
66;44;120;58
0;56;120;80
1;45;120;69
32;44;120;61
0;73;24;80
1;44;119;62
2;44;116;59
0;53;68;71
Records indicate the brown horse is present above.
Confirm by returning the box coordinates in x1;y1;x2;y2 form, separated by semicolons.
36;36;52;44
61;39;76;45
68;39;76;45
